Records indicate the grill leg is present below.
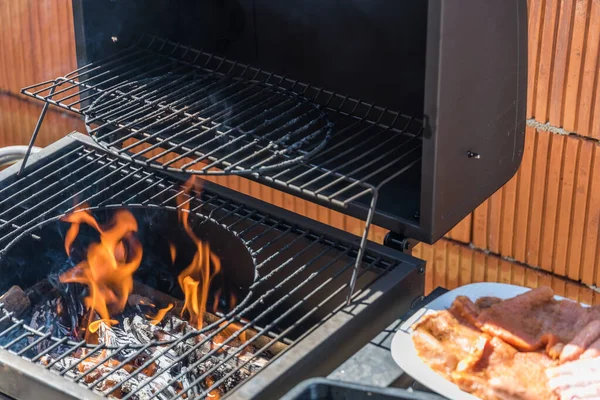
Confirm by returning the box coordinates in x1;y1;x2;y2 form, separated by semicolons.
17;86;57;177
346;190;378;305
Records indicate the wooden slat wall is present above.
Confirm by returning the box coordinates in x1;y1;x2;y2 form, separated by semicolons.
0;0;599;298
528;0;600;138
0;95;83;148
415;239;600;305
0;0;77;94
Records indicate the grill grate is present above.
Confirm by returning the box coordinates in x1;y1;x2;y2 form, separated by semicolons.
21;35;423;208
20;33;423;314
0;139;409;399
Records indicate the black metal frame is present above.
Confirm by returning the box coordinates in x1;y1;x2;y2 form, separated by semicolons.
65;0;527;245
0;133;425;400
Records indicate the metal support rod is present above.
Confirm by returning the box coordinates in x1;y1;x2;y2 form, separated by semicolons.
346;189;378;305
17;86;57;177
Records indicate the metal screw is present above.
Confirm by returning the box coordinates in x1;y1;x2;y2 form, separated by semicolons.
418;267;425;275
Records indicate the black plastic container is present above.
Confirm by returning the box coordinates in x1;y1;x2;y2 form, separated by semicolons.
280;378;446;400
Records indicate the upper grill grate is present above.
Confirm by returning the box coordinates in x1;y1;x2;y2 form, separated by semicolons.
21;35;423;208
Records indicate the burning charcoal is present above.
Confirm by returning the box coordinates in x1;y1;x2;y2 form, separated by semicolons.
133;281;288;355
96;321;120;347
127;294;155;314
123;315;157;344
0;285;31;319
28;298;78;354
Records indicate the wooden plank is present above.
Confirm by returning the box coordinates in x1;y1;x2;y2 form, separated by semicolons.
540;134;565;271
593;65;600;139
525;267;540;289
534;0;561;121
513;127;535;262
471;201;489;249
565;281;581;302
446;241;460;291
0;1;7;88
538;270;553;290
458;246;474;287
499;259;512;284
562;0;590;131
487;190;503;254
527;0;545;117
567;140;593;281
578;0;600;137
552;137;579;276
526;130;550;267
485;256;499;283
500;174;518;257
580;287;594;306
433;241;448;290
548;0;576;126
446;214;472;244
583;147;600;286
511;260;526;287
472;249;487;283
552;277;567;297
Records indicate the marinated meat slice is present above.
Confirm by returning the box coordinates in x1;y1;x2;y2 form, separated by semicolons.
413;310;484;362
412;329;459;374
547;342;565;360
476;296;503;309
559;320;600;363
476;287;555;350
412;304;558;400
450;295;481;325
476;287;592;352
450;348;558;400
543;299;594;344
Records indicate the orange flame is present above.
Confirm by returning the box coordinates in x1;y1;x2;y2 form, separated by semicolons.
169;242;177;264
176;177;223;330
146;303;174;325
88;319;118;334
59;208;142;337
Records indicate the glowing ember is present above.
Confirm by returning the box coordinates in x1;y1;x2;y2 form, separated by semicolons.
59;207;142;337
206;376;221;399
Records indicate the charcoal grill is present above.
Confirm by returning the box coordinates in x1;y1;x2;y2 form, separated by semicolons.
0;1;527;399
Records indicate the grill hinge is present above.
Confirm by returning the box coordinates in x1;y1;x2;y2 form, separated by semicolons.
383;232;419;255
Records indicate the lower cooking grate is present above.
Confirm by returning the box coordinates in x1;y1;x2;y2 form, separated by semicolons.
0;135;424;400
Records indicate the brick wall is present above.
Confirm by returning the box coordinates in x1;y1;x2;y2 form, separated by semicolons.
0;0;599;303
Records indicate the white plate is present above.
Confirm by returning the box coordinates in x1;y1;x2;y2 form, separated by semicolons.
391;282;588;400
